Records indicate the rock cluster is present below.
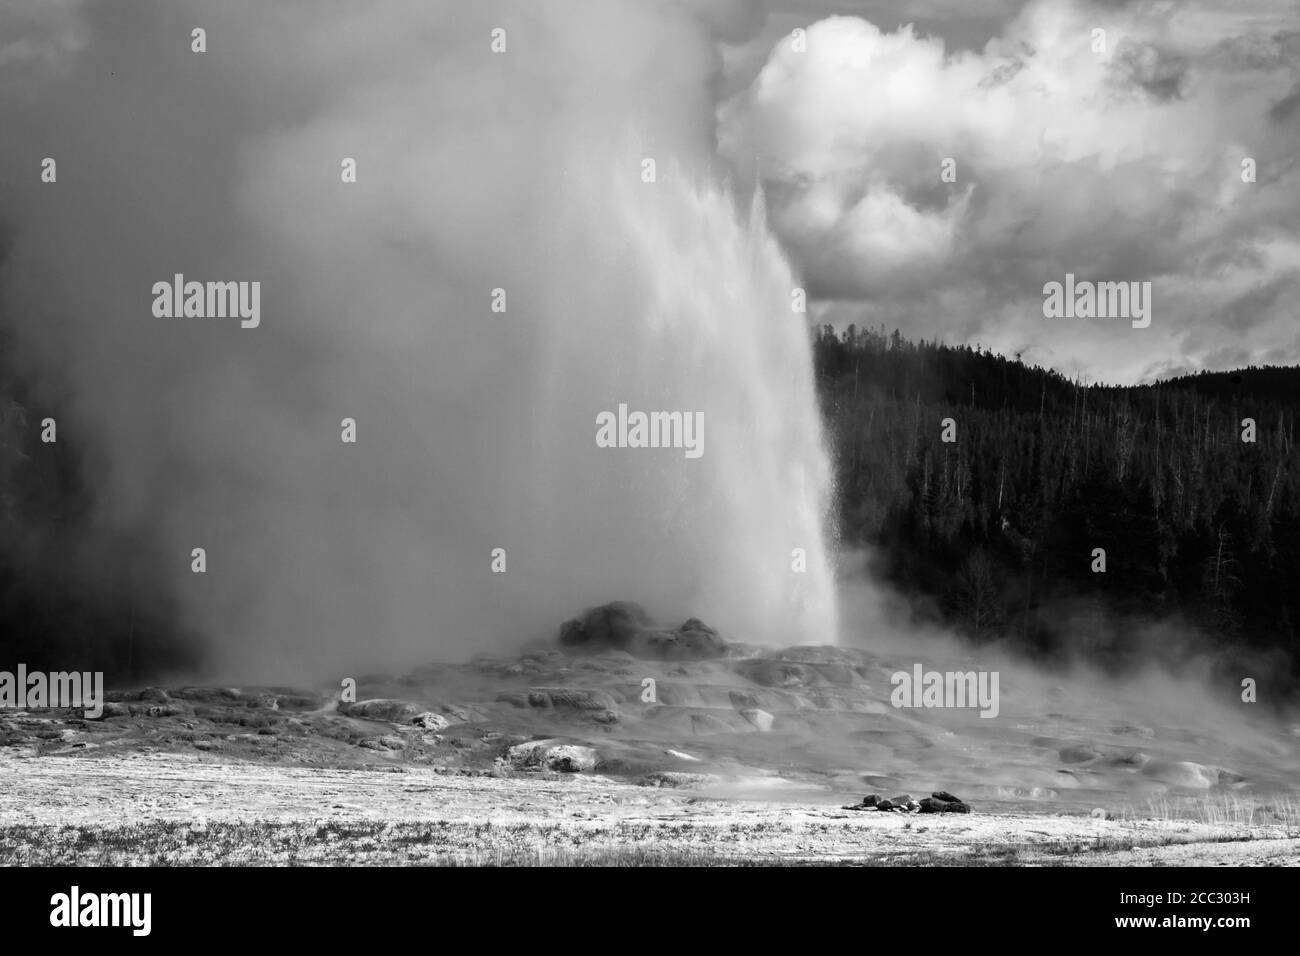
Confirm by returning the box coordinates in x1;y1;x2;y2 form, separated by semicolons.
495;687;620;724
558;602;728;661
338;699;420;722
848;790;971;813
506;739;597;772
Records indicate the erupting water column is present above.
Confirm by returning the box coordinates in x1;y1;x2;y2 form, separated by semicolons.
526;154;841;646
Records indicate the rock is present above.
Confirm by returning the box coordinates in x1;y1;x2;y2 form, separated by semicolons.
559;601;653;648
340;699;421;723
557;602;727;661
889;794;912;805
861;794;881;807
139;687;170;703
170;686;241;703
919;795;971;813
548;747;598;772
1059;744;1101;764
645;619;728;661
507;740;597;772
525;689;620;724
875;799;895;811
931;790;961;802
412;712;450;731
740;708;774;732
530;688;618;712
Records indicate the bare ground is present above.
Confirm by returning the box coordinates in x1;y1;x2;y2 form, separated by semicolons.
1;751;1296;865
3;639;1299;865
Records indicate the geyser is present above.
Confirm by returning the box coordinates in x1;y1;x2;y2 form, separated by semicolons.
0;0;839;680
526;158;840;649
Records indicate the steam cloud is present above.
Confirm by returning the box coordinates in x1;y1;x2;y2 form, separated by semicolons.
0;0;841;681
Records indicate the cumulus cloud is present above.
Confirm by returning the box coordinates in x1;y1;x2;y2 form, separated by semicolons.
718;0;1300;383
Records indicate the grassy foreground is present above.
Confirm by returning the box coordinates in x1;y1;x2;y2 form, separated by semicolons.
3;811;1298;866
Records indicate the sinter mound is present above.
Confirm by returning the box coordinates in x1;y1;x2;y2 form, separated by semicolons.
558;601;729;661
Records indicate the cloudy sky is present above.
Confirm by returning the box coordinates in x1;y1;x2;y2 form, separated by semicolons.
711;0;1300;383
4;0;1297;390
